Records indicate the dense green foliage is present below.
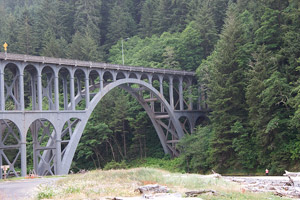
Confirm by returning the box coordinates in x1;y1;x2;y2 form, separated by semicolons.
1;0;300;175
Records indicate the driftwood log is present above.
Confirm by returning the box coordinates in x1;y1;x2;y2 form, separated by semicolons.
283;170;300;177
185;189;217;197
136;184;169;194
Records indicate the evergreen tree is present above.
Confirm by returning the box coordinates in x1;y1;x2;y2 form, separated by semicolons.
74;0;102;45
106;1;137;46
198;3;251;171
67;31;101;61
138;0;158;37
193;0;218;58
15;8;37;55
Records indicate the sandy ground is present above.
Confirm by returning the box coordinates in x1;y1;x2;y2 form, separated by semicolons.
1;175;298;200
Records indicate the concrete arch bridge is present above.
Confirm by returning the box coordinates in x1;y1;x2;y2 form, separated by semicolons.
0;53;207;178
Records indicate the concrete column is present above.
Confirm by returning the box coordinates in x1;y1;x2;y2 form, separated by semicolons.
37;72;42;110
62;76;68;110
85;76;90;109
148;75;154;111
0;67;5;111
20;141;27;177
0;150;2;179
55;131;62;175
19;72;25;110
179;77;184;111
100;76;103;91
31;74;37;110
188;79;193;110
169;76;174;109
54;74;59;111
159;76;164;112
70;73;75;111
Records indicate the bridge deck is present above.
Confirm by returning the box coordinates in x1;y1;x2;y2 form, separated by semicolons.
0;53;195;76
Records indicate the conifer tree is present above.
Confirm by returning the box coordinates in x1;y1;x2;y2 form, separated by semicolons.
198;3;250;170
106;1;137;46
74;0;102;45
15;8;37;55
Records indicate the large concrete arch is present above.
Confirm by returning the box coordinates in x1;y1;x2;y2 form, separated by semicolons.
0;53;206;177
61;78;184;174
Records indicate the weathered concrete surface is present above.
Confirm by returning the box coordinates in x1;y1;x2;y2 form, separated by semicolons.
0;177;62;200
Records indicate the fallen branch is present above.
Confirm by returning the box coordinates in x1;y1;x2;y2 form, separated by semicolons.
185;189;217;197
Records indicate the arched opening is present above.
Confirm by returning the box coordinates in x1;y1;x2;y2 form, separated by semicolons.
74;69;86;110
71;87;165;170
58;67;70;110
89;70;100;102
61;118;81;160
195;116;210;128
129;73;138;79
42;66;55;110
27;119;56;176
64;79;183;173
183;77;191;110
152;74;161;113
173;76;180;111
116;71;126;80
179;116;191;135
4;63;20;110
0;119;21;178
103;71;113;87
24;64;38;110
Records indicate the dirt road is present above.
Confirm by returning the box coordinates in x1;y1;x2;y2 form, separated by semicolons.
0;177;62;200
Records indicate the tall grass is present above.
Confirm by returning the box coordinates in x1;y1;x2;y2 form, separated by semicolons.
35;168;290;200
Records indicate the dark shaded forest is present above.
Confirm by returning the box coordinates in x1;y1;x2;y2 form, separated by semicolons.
1;0;300;175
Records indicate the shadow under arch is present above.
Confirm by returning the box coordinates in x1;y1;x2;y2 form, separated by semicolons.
61;78;184;174
27;118;57;176
0;119;22;177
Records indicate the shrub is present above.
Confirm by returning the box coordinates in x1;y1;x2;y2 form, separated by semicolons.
103;160;128;170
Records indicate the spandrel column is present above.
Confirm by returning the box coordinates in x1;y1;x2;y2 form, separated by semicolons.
70;72;75;111
85;75;90;109
159;76;164;112
54;73;59;111
37;71;43;110
169;76;174;109
19;70;24;110
0;66;4;111
179;77;183;111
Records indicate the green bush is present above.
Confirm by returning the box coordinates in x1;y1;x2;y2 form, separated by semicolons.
103;160;128;170
129;157;185;173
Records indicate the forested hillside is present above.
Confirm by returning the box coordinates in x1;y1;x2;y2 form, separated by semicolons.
0;0;300;174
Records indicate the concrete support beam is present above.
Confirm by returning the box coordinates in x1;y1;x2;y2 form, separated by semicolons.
188;79;193;110
70;74;75;111
179;77;183;111
85;77;90;109
169;76;174;109
56;135;62;175
31;74;37;110
37;72;42;111
159;76;164;112
20;141;26;177
0;67;4;111
54;74;59;111
19;72;24;110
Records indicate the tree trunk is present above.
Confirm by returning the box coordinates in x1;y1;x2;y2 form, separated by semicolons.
107;139;116;161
